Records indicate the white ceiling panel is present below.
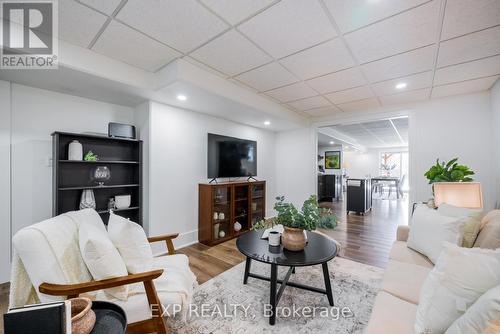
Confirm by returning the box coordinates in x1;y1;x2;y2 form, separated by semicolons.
184;56;228;78
279;39;355;80
77;0;122;15
371;71;433;96
117;0;229;53
287;95;331;111
441;0;500;40
59;0;108;48
361;46;436;83
265;82;318;102
431;76;499;98
190;30;272;76
437;26;500;68
325;86;373;104
337;98;381;112
434;55;500;85
324;0;429;33
238;0;337;58
307;68;366;94
93;21;181;72
304;106;342;117
235;62;297;91
344;1;440;64
379;88;430;105
199;0;275;25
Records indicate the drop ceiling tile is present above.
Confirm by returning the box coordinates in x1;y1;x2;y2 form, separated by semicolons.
325;86;374;104
287;96;331;111
304;106;342;117
116;0;229;53
279;39;355;80
324;0;429;33
371;71;433;96
441;0;500;40
434;55;500;85
344;1;440;64
190;30;272;76
184;56;228;78
235;62;297;91
199;0;275;25
431;75;499;98
337;98;381;112
92;20;181;72
379;88;430;105
437;26;500;68
77;0;122;15
361;46;436;83
59;0;108;48
238;0;337;58
264;82;317;102
306;68;366;94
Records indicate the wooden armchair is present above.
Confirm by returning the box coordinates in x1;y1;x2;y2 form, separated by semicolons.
38;233;180;334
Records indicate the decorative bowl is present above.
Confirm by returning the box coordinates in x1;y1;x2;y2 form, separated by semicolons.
70;297;96;334
115;195;131;209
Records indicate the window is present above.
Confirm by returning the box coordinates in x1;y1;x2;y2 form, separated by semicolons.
379;151;408;180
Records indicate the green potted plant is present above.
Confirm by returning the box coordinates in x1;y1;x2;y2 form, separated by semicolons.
270;195;337;251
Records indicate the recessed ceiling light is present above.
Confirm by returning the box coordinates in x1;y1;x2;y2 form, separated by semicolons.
264;120;271;126
395;83;407;89
177;94;187;101
345;145;349;149
329;141;334;145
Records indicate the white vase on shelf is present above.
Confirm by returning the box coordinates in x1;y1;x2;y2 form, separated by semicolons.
68;140;83;161
234;221;242;232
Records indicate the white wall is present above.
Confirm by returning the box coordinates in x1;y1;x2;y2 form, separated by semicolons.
491;79;500;208
275;127;317;208
0;82;134;283
142;102;277;252
0;81;11;283
134;102;151;234
343;149;379;179
409;92;495;209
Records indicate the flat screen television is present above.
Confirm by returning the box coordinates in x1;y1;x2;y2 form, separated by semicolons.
207;133;257;178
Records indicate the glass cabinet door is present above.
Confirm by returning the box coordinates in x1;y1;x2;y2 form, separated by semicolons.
213;186;231;241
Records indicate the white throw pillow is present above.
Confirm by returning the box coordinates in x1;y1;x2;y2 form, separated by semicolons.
415;243;500;334
79;222;129;300
408;205;466;263
445;285;500;334
107;213;154;274
437;203;483;248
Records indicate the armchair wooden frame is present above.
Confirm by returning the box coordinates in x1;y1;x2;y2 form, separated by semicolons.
39;233;180;334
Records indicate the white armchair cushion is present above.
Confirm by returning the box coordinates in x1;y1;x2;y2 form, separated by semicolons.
415;243;500;334
79;223;129;300
408;205;465;263
107;213;154;274
446;285;500;334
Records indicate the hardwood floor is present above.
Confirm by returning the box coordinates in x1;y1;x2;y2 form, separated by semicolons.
0;196;407;332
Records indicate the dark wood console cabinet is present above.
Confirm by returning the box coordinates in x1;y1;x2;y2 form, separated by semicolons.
199;181;266;246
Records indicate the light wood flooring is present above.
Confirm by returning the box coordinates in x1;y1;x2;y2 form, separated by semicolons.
0;196;407;332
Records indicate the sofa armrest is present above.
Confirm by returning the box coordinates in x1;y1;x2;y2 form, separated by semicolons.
148;233;179;255
396;225;410;242
39;269;164;297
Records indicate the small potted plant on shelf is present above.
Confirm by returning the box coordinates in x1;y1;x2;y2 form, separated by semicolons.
273;195;336;251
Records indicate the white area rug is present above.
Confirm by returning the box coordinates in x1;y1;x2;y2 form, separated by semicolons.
169;257;383;333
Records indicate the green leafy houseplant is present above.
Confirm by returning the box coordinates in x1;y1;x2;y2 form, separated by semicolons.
424;158;474;184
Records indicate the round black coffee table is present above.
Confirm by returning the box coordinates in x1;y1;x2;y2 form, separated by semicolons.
236;230;338;325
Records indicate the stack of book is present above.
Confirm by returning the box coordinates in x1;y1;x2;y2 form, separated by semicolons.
4;301;71;334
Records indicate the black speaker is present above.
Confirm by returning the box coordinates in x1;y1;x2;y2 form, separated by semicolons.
108;122;136;139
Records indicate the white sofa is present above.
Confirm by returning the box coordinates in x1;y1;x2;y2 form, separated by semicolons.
365;210;500;334
11;209;196;334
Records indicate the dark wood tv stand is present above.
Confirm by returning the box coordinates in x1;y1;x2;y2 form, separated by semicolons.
199;180;266;246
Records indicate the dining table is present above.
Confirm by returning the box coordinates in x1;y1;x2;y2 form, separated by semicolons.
371;176;402;199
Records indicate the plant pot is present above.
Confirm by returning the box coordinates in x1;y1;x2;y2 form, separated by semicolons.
70;297;96;334
282;226;306;251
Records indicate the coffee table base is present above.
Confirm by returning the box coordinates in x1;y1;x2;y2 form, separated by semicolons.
243;257;334;325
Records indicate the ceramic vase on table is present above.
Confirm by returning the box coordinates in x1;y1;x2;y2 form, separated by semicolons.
68;140;83;161
282;226;306;251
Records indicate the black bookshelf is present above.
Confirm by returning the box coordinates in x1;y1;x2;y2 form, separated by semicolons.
52;131;143;225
